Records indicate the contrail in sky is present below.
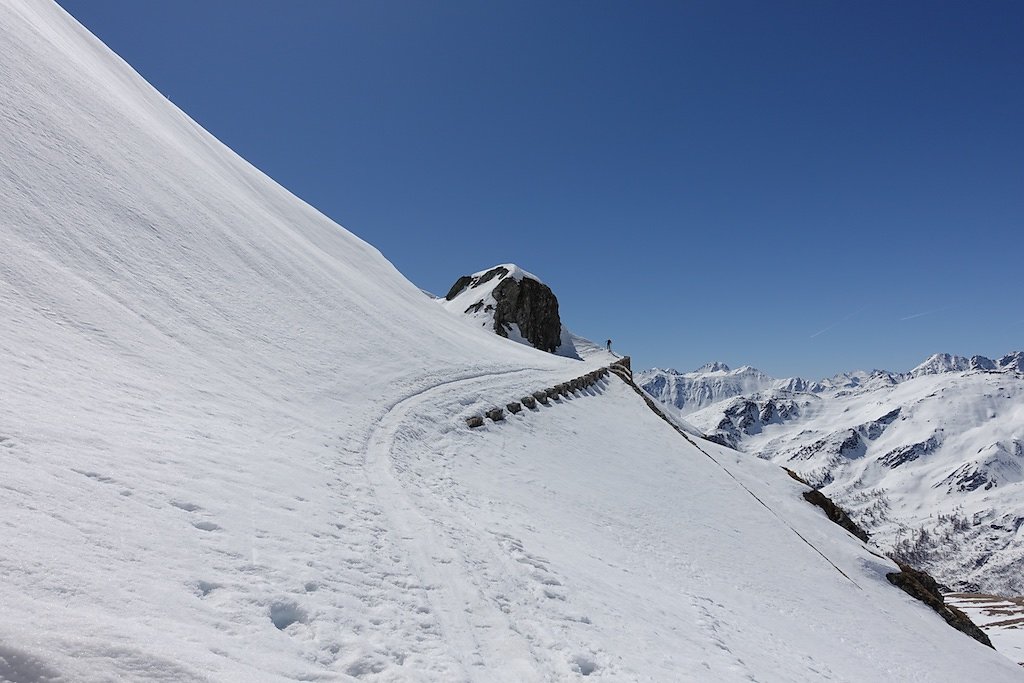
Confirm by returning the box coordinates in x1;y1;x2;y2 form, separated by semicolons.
810;307;866;339
899;306;953;321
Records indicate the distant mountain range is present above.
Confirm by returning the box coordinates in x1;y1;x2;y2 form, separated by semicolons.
639;353;1024;595
638;352;1024;416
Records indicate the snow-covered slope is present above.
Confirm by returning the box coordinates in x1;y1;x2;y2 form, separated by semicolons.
680;358;1024;595
2;1;1021;679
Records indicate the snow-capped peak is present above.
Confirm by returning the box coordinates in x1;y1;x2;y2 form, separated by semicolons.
443;264;541;301
695;361;731;373
911;353;973;377
998;352;1024;373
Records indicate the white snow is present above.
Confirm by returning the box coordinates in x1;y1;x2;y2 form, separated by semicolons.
1;0;1023;679
946;594;1024;666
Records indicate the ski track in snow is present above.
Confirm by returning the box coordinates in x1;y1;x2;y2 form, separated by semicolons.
364;368;550;681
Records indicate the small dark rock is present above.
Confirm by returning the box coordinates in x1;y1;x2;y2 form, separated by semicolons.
444;275;475;301
486;408;505;422
466;416;484;428
522;396;537;409
506;402;522;414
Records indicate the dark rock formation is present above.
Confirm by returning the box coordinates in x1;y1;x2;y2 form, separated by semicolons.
445;266;565;354
466;416;484;428
802;488;871;543
444;275;476;301
506;402;522;414
886;562;994;648
490;277;563;353
486;408;505;422
938;462;996;493
970;355;997;371
880;435;939;468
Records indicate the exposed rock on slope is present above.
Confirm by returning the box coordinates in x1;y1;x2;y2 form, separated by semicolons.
440;264;579;357
886;563;994;648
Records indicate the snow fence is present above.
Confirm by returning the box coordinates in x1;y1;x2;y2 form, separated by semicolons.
465;360;629;428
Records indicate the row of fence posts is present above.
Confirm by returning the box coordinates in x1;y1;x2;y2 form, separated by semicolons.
465;357;631;428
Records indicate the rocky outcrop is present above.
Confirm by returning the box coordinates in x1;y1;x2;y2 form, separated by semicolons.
490;276;563;353
803;489;871;543
886;562;994;648
442;265;572;355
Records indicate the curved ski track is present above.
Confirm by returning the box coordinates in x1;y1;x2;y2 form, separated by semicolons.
364;367;557;682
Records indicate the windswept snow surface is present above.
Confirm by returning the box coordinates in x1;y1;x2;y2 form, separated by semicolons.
1;1;1022;680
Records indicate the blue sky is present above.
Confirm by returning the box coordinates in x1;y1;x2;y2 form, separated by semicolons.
58;1;1022;378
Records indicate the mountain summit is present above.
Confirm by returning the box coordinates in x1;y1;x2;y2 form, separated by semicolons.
440;264;579;358
695;361;731;373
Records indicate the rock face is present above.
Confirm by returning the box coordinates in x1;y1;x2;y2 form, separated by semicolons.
440;264;577;357
489;276;563;353
886;563;994;648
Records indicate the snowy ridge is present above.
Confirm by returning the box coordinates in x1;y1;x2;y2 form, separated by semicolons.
678;356;1024;595
636;363;802;415
1;1;1022;679
640;352;1023;417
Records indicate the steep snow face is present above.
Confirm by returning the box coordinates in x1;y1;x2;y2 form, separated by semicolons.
439;263;579;358
384;376;1022;681
2;2;1021;679
685;367;1024;595
0;2;565;679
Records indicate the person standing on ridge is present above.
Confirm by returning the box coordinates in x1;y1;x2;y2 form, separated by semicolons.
606;339;612;352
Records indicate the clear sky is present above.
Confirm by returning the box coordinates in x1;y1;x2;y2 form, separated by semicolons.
57;0;1022;379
